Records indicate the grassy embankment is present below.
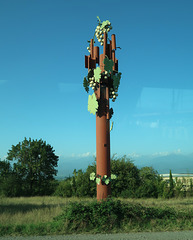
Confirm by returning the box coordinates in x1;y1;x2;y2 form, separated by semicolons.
0;196;193;236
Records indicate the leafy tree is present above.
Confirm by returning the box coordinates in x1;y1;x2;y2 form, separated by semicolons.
75;155;164;199
6;137;59;196
85;163;96;197
162;181;170;199
54;179;72;197
189;179;193;197
0;158;22;197
174;177;184;198
89;155;169;199
54;159;97;198
70;169;77;197
71;169;91;198
55;154;187;200
110;154;141;198
156;178;167;198
136;166;162;198
0;159;12;196
169;169;174;198
0;159;12;182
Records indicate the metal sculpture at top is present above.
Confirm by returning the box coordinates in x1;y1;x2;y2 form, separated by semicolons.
83;16;122;201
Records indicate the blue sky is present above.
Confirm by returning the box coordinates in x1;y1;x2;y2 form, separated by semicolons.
0;0;193;178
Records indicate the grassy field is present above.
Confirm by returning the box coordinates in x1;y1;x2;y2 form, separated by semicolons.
0;196;193;236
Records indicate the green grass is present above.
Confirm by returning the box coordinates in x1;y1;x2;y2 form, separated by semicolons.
0;196;193;236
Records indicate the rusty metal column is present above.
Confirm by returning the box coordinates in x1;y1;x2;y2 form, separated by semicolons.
85;22;120;202
96;31;111;202
96;85;111;201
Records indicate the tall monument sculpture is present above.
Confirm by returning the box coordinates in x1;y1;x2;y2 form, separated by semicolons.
83;16;122;201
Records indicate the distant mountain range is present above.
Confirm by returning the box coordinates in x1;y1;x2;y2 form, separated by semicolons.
133;153;193;175
55;153;193;180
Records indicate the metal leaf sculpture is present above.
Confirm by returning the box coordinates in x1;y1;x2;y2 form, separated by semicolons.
88;92;98;115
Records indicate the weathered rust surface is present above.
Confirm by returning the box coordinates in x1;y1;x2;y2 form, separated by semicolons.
85;31;119;201
96;87;111;200
94;46;99;64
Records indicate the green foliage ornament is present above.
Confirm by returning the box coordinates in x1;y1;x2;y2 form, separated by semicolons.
90;172;117;185
96;177;101;185
103;56;114;73
84;16;122;129
103;55;122;92
90;172;96;180
87;68;93;79
88;92;98;115
83;77;89;93
86;16;113;53
112;72;122;90
94;67;101;83
100;20;111;31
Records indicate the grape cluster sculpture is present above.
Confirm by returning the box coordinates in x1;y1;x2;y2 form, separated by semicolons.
83;16;122;119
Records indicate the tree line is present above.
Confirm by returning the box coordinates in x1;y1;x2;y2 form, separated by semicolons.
0;137;193;199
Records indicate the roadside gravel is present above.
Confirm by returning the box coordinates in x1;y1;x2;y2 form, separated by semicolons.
1;231;193;240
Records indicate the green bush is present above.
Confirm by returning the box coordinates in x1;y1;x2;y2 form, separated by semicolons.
54;179;72;197
53;197;186;233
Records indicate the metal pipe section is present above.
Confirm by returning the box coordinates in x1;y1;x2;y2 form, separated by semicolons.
96;85;111;201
